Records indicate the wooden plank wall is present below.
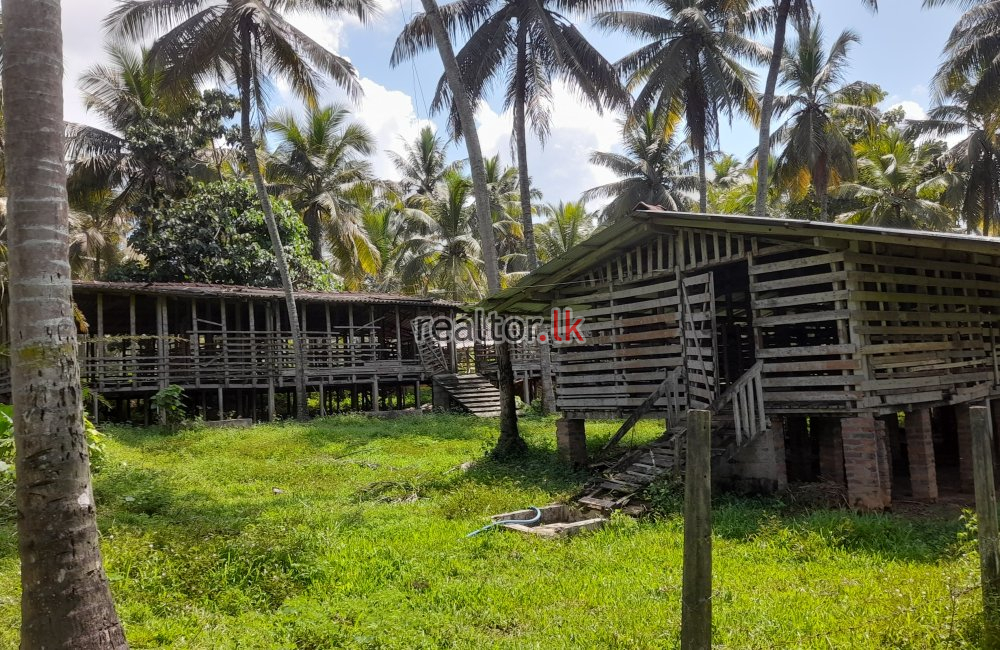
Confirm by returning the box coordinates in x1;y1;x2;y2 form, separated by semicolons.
846;241;1000;413
748;245;859;414
551;229;750;419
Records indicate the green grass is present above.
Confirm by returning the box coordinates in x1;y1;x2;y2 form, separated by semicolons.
0;415;986;648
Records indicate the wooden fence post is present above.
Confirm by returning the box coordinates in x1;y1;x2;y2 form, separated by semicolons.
682;408;712;650
972;405;1000;646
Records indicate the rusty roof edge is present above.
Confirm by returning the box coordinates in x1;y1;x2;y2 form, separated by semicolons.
70;280;464;308
482;209;1000;312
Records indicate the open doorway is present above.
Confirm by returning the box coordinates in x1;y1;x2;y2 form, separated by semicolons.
713;261;756;391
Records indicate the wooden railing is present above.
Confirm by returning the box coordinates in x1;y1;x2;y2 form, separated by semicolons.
710;361;766;445
50;330;433;394
602;366;685;450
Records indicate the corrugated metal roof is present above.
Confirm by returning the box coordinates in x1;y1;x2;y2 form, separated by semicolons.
481;207;1000;313
73;280;463;309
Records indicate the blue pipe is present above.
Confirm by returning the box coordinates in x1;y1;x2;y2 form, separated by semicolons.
466;506;542;538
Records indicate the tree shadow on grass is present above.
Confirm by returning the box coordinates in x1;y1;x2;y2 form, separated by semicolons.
704;494;967;564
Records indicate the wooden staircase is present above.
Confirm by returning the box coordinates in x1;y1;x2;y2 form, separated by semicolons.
433;373;503;417
576;361;767;512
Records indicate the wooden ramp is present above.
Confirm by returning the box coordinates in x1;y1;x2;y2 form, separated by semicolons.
434;374;502;417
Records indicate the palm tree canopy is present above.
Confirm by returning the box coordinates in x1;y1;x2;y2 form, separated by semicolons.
392;0;627;140
594;0;768;153
388;126;459;197
105;0;376;120
834;129;954;230
536;200;594;262
770;18;879;216
907;73;1000;234
583;110;697;221
267;104;378;270
398;169;485;301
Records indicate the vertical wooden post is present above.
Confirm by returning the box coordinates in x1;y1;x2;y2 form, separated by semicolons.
973;405;1000;645
220;298;229;388
414;380;421;409
319;384;326;417
682;409;712;650
192;300;201;389
394;306;403;361
129;295;137;389
265;302;276;421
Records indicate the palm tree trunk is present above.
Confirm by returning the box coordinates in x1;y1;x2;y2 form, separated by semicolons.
754;0;792;217
698;145;708;213
239;25;308;421
513;24;555;415
3;1;127;646
418;0;524;456
514;25;539;271
304;204;323;261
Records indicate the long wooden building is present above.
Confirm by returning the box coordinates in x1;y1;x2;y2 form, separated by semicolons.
0;281;467;423
483;207;1000;510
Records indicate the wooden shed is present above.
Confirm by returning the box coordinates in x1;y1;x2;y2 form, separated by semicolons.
482;206;1000;510
0;281;469;422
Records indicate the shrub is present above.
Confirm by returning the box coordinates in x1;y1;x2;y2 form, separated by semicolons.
152;385;186;431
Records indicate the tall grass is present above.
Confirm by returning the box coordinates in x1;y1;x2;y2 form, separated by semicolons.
0;415;984;648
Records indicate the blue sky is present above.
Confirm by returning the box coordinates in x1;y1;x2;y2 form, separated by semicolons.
64;0;964;206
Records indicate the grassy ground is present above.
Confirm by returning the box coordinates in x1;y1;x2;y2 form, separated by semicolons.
0;414;986;649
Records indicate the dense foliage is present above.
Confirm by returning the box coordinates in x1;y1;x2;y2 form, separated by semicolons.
112;180;332;290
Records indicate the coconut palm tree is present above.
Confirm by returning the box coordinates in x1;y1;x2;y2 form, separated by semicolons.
389;125;459;199
925;0;1000;116
536;200;595;262
584;111;697;221
835;130;955;231
594;0;767;212
753;0;877;217
67;185;131;279
3;1;127;646
398;170;485;301
266;104;377;265
770;19;880;220
907;76;1000;235
393;0;626;270
106;0;376;420
67;45;200;214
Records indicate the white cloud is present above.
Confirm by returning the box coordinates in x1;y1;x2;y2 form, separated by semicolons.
354;78;434;180
474;81;623;207
888;100;928;121
62;0;121;129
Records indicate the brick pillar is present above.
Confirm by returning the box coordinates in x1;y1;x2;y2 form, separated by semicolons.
816;418;845;486
905;408;938;501
431;379;450;412
840;414;891;510
556;418;587;466
956;404;975;493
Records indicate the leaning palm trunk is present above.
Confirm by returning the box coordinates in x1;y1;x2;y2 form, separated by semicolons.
754;0;792;217
239;27;308;420
3;0;127;646
418;0;525;456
